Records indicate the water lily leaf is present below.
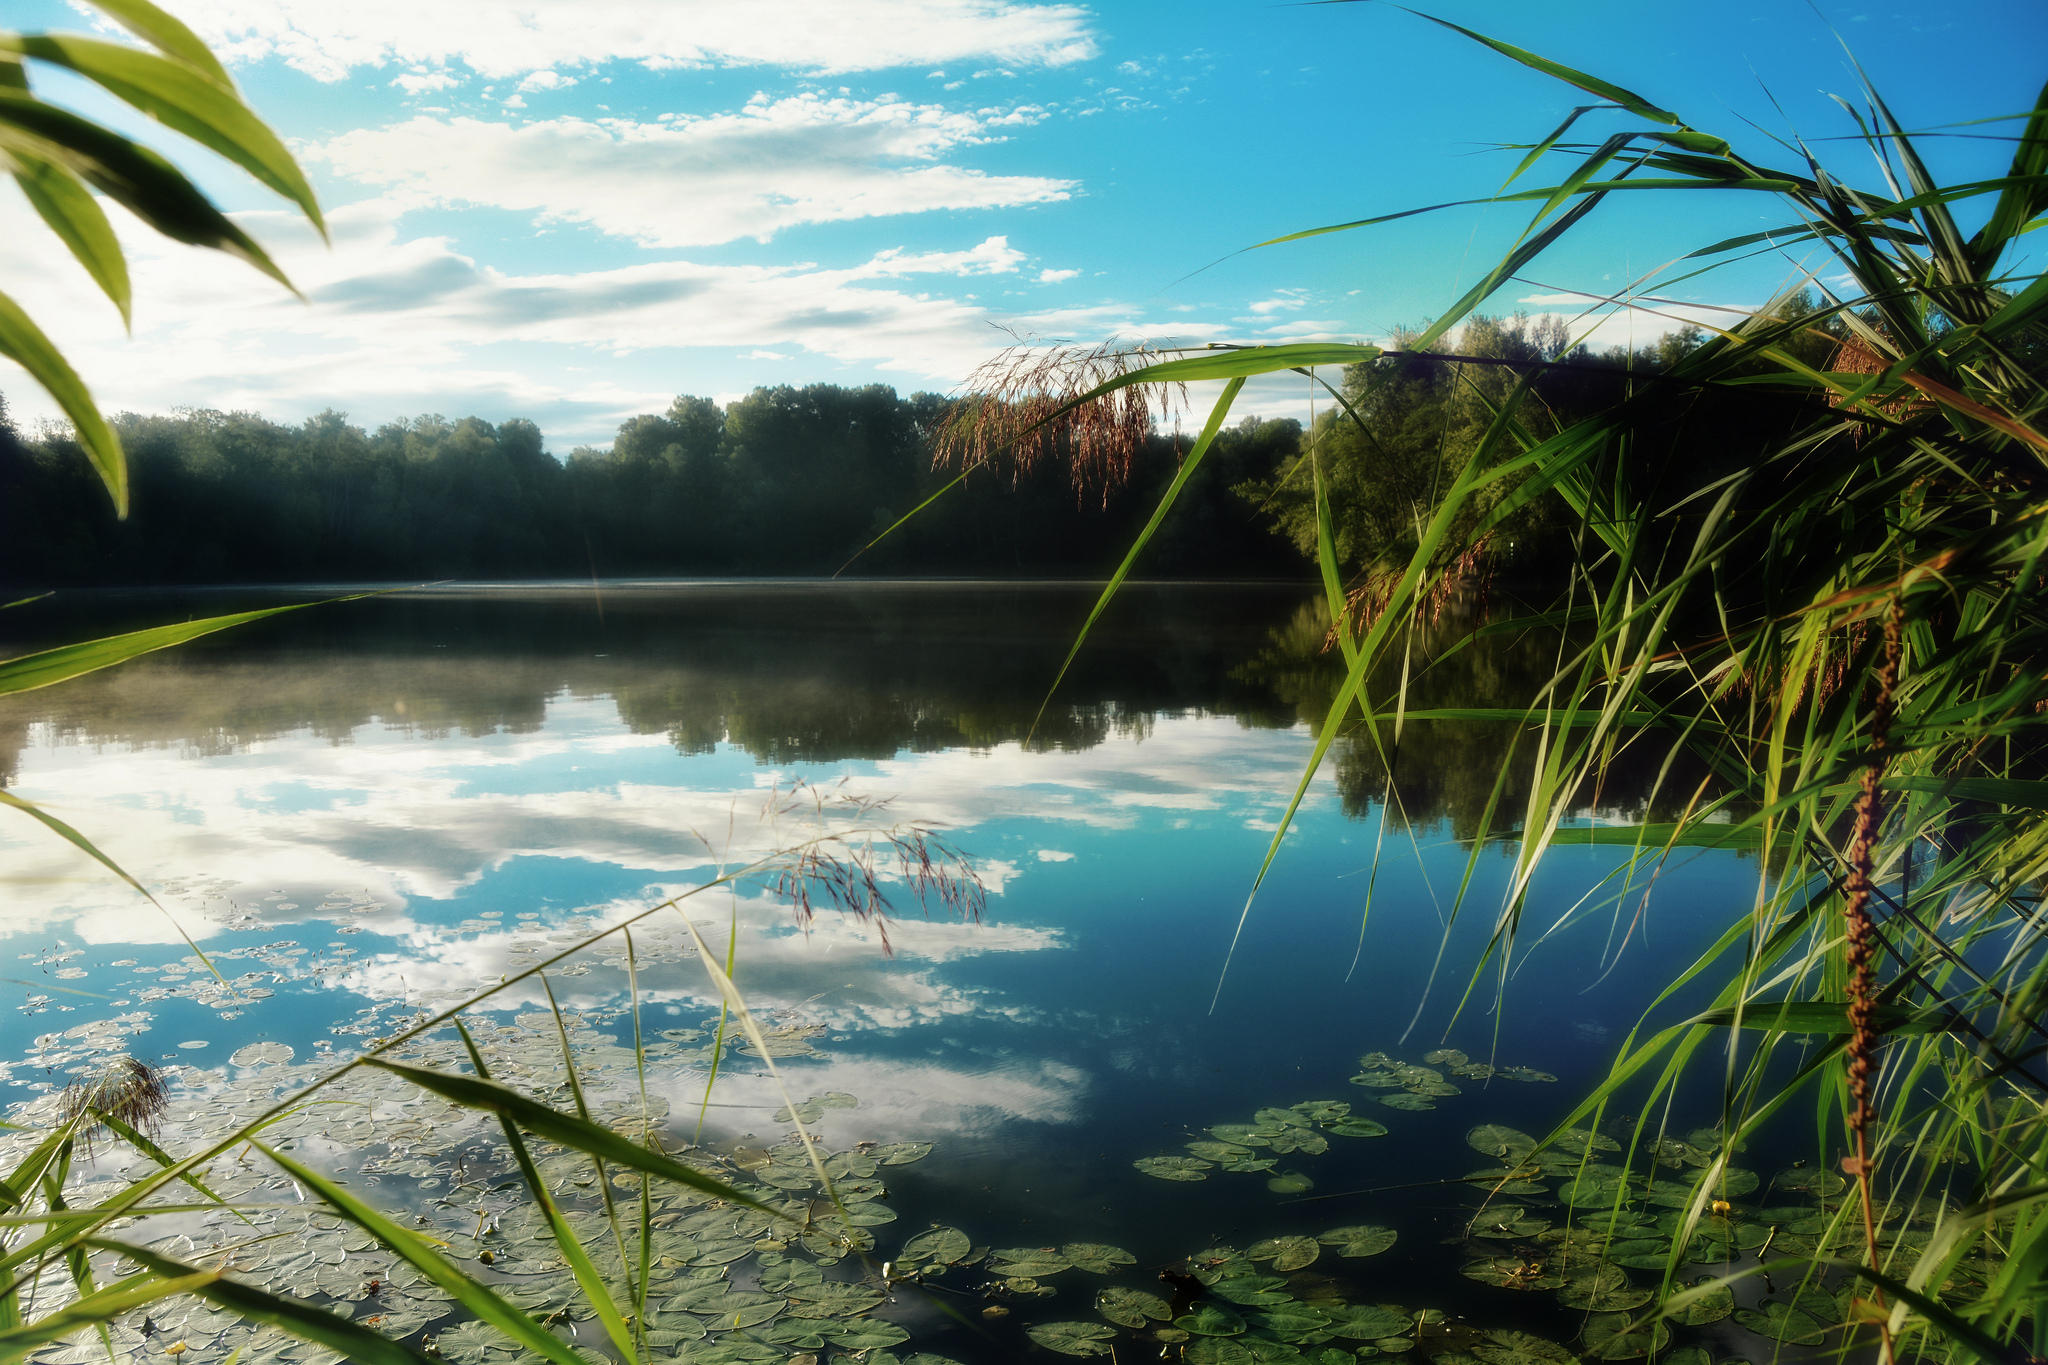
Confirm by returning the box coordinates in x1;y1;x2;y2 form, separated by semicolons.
1187;1250;1255;1284
1247;1237;1319;1271
1350;1071;1407;1089
1460;1258;1563;1291
869;1142;933;1165
231;1041;294;1066
1713;1169;1760;1198
1669;1279;1734;1326
1606;1240;1673;1270
1223;1157;1280;1172
1771;1167;1845;1196
1731;1301;1828;1345
829;1201;898;1226
1185;1341;1254;1365
1375;1339;1415;1355
989;1247;1072;1278
1191;1140;1252;1161
692;1292;787;1330
1291;1101;1351;1123
1063;1243;1136;1274
1377;1095;1434;1111
830;1323;910;1350
1255;1107;1314;1130
1322;1307;1410;1340
773;1100;824;1124
1249;1305;1332;1340
758;1260;825;1294
1662;1350;1710;1365
1210;1125;1273;1146
681;1341;784;1365
690;1239;757;1266
1177;1303;1248;1337
1553;1128;1621;1155
817;1091;858;1109
1470;1330;1574;1365
1325;1119;1388;1138
784;1281;885;1317
1474;1129;1540;1162
900;1227;971;1265
1136;1156;1212;1182
822;1151;878;1179
1267;1131;1330;1156
1265;1172;1315;1194
1558;1278;1653;1312
1581;1314;1668;1360
1097;1287;1172;1327
1497;1067;1556;1083
761;1319;829;1349
1208;1276;1292;1307
1317;1226;1396;1258
1423;1049;1469;1067
1028;1322;1116;1357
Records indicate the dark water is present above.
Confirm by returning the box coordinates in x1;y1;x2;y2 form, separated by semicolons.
0;582;1808;1365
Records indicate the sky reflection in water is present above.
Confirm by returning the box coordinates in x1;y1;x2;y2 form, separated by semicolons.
0;583;1765;1307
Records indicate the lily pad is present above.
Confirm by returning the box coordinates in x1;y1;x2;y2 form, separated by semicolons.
1251;1306;1333;1341
989;1247;1072;1278
1247;1236;1320;1271
1669;1278;1735;1326
1732;1298;1831;1345
1581;1313;1668;1361
1223;1157;1280;1173
1377;1095;1434;1111
1177;1303;1249;1337
1466;1126;1538;1160
830;1323;911;1351
1266;1172;1315;1194
1268;1130;1331;1156
1137;1156;1213;1182
1322;1307;1411;1341
1027;1323;1117;1358
1318;1226;1397;1258
1208;1276;1292;1307
1771;1167;1845;1196
1063;1242;1136;1274
1351;1071;1407;1089
231;1042;294;1066
1423;1049;1470;1067
1190;1141;1253;1161
1558;1277;1653;1312
1498;1067;1557;1083
900;1226;971;1265
1185;1342;1254;1365
1210;1125;1273;1146
1470;1331;1575;1365
1097;1287;1172;1328
1255;1107;1314;1131
1326;1118;1389;1138
1291;1101;1351;1123
870;1142;934;1165
1460;1258;1564;1291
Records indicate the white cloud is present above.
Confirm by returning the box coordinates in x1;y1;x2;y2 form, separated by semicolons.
176;0;1098;81
389;70;460;94
1035;849;1074;861
1037;267;1079;283
741;349;789;361
517;69;578;93
307;98;1075;247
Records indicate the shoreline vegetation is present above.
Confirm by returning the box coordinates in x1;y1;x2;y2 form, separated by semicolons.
4;310;1745;590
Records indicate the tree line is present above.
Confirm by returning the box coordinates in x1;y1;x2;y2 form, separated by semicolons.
0;306;1836;588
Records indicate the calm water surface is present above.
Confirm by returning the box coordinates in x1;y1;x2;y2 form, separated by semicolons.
0;583;1803;1364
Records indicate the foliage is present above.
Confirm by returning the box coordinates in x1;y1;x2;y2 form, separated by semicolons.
0;0;323;516
0;387;1307;583
957;13;2048;1365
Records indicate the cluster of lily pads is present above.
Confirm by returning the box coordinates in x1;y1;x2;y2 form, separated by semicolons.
1135;1100;1388;1193
1351;1050;1555;1114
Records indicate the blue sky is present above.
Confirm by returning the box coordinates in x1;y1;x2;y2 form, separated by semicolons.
6;0;2044;448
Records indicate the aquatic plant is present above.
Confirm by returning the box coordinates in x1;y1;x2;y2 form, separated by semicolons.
915;12;2048;1365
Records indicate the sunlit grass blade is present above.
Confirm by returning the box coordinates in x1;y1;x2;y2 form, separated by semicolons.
0;1266;218;1363
0;286;124;514
10;152;129;324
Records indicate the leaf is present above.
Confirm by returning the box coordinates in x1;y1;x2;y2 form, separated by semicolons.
828;1322;910;1350
1322;1306;1411;1340
1208;1276;1291;1307
869;1142;933;1165
0;286;124;513
85;0;233;86
1580;1312;1669;1360
1189;1141;1252;1161
363;1057;787;1214
1062;1242;1136;1274
1325;1118;1388;1138
1318;1226;1397;1258
1731;1301;1829;1345
1460;1258;1563;1292
1096;1286;1171;1327
1668;1279;1735;1326
1470;1331;1576;1365
11;152;129;323
1184;1342;1253;1365
1265;1172;1314;1194
1026;1322;1116;1357
1135;1156;1212;1181
2;34;324;233
1686;1002;1956;1034
0;598;355;696
1176;1302;1248;1337
988;1247;1072;1278
899;1226;971;1264
1466;1126;1538;1160
1246;1236;1320;1271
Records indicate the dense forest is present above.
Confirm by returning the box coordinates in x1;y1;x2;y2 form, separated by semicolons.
0;309;1833;588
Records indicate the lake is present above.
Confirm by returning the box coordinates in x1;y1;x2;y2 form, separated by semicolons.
0;582;1824;1365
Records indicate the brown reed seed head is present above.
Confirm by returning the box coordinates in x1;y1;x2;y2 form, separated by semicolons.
931;337;1188;504
60;1055;171;1152
1843;601;1905;1134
